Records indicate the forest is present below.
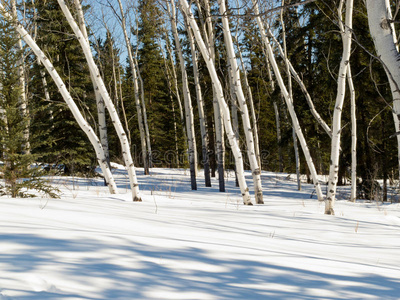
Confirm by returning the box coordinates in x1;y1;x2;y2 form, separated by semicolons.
0;0;399;215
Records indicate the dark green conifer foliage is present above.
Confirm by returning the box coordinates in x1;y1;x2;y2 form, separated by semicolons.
0;16;59;198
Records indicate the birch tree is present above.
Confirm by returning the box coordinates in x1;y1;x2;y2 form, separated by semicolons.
365;0;400;180
185;16;212;187
0;2;118;194
180;0;252;204
219;0;264;204
115;0;149;175
325;0;354;215
56;0;141;201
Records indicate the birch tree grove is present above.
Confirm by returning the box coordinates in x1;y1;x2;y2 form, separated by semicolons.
0;2;119;194
179;0;252;204
56;0;141;201
251;0;324;201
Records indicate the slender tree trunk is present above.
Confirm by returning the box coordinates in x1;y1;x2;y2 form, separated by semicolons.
198;0;225;192
366;0;400;180
219;0;263;203
180;0;252;204
169;0;197;190
12;0;30;154
348;55;357;202
73;0;110;171
252;0;324;201
116;0;149;175
0;4;118;194
273;101;284;172
325;0;354;215
57;0;141;201
186;18;211;187
280;0;301;190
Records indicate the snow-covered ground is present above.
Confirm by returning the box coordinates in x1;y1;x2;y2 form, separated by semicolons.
1;167;400;299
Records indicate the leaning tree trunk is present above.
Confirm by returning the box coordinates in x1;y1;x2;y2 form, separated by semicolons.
0;3;118;194
252;0;324;201
73;0;110;175
366;0;400;180
325;0;354;215
219;0;263;204
57;0;141;201
198;0;225;192
116;0;149;175
186;18;212;187
180;0;252;204
169;0;197;190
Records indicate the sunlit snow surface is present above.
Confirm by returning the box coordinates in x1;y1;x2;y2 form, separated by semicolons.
1;166;400;299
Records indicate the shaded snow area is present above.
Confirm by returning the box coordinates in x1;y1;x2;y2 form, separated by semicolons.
1;167;400;299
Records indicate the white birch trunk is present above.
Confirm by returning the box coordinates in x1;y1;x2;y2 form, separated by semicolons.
0;4;118;194
252;0;324;201
186;17;212;187
169;0;197;190
348;67;357;202
219;0;263;203
11;0;30;154
199;0;225;191
56;0;141;201
325;0;354;215
180;0;252;204
73;0;110;171
116;0;149;175
366;0;400;179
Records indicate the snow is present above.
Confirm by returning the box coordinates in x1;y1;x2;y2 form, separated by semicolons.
1;167;400;299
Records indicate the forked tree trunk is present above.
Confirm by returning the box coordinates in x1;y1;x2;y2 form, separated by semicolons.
56;0;141;201
325;0;354;215
366;0;400;180
186;18;212;187
219;0;263;204
180;0;252;204
252;0;324;201
169;0;197;190
0;4;118;194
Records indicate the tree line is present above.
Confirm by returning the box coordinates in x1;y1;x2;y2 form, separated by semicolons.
0;0;399;214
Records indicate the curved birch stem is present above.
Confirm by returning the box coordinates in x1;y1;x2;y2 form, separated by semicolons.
325;0;354;215
180;0;251;204
219;0;263;204
0;3;118;194
251;0;324;201
56;0;141;201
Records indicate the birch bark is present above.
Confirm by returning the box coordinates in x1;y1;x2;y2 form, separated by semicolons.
56;0;141;201
186;17;212;187
219;0;263;203
73;0;110;170
366;0;400;180
325;0;354;215
0;3;118;194
180;0;252;204
251;0;324;201
116;0;149;175
169;0;197;190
